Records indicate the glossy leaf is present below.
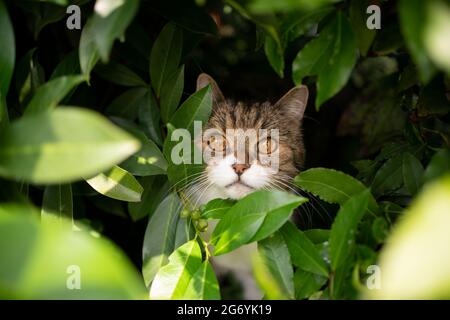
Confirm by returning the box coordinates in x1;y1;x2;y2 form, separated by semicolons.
402;152;424;195
292;12;357;108
183;261;221;300
86;166;143;202
24;76;85;115
264;35;284;78
79;17;100;80
0;204;147;299
0;108;140;184
257;232;295;299
160;66;185;123
150;23;183;97
142;193;184;287
149;239;202;299
371;154;403;196
95;62;147;87
138;89;163;146
280;222;329;277
0;0;15;98
92;0;139;62
349;0;376;56
201;198;235;220
329;190;370;270
211;190;306;256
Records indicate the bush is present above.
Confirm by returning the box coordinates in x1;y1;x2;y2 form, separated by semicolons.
0;0;449;300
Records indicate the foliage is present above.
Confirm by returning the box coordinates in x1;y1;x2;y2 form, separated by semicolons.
0;0;449;300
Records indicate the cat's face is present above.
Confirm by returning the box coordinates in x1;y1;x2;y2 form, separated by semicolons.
191;73;308;202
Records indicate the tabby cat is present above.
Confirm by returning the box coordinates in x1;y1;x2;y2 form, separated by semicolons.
186;73;308;299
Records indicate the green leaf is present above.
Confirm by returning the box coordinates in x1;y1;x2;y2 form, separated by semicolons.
423;149;450;182
50;50;80;80
0;92;7;128
149;239;203;299
280;221;329;277
86;165;143;202
160;65;185;123
371;154;403;196
424;0;450;75
368;175;450;299
92;0;139;62
24;75;85;115
0;204;147;299
398;0;436;83
150;23;183;97
41;184;73;227
137;89;163;146
257;232;295;299
169;86;212;134
248;0;337;13
0;107;141;184
95;62;147;87
304;229;330;244
79;17;100;81
211;190;306;256
294;168;378;215
0;0;15;98
292;12;357;109
349;0;376;56
329;190;370;270
183;261;221;300
371;216;389;244
264;35;284;78
294;269;327;300
128;175;169;221
142;193;185;287
105;87;147;120
201;198;235;220
402;152;424;195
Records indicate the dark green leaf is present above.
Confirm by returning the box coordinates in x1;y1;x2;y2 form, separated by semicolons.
138;89;163;146
402;152;424;195
160;65;185;123
105;87;148;120
95;62;147;87
150;23;183;97
423;149;450;182
371;154;404;196
0;0;15;98
264;35;284;77
349;0;376;56
0;108;140;184
50;50;80;79
294;269;327;300
280;221;329;277
212;190;306;256
329;190;370;270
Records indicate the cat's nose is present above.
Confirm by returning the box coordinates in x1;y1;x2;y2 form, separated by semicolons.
232;164;249;176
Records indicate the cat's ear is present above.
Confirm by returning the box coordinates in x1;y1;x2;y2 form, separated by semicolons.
275;85;308;119
196;73;225;104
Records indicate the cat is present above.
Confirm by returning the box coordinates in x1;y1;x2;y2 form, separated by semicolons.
186;73;308;299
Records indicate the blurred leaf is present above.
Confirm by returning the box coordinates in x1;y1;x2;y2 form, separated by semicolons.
0;204;146;299
402;152;424;195
371;216;389;244
371;154;403;196
280;222;329;277
150;23;183;97
148;0;217;35
292;13;357;109
329;190;370;270
264;35;284;78
0;92;7;128
248;0;339;13
211;190;306;256
368;175;450;299
423;149;450;182
15;48;45;105
169;85;212;134
79;17;100;81
0;0;15;98
50;50;81;79
92;0;139;62
24;75;85;115
349;0;376;56
183;261;220;300
304;229;330;244
294;269;327;300
417;76;450;117
128;175;169;221
201;198;235;220
294;168;378;215
160;66;185;123
86;165;143;202
399;0;436;83
257;232;295;299
95;62;147;87
142;193;185;287
149;239;202;299
424;0;450;75
0;108;140;184
41;184;73;227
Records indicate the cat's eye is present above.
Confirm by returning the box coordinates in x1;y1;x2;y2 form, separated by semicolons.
206;134;227;151
258;137;277;155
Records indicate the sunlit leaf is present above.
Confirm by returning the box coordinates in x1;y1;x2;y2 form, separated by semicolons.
183;261;220;300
